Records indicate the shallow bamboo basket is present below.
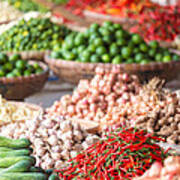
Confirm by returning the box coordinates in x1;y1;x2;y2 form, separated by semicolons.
0;61;49;100
45;54;180;84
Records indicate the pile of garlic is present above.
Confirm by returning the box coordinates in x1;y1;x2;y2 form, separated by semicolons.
0;114;100;169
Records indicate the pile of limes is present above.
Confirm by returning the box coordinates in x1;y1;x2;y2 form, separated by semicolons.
0;53;43;78
0;18;71;52
51;21;180;64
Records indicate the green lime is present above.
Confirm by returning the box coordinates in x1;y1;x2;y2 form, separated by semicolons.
77;45;86;54
82;51;91;60
33;63;40;69
102;54;111;63
148;49;156;57
155;53;163;62
4;63;13;71
131;34;142;44
9;54;21;62
135;53;144;63
121;47;132;59
115;30;124;38
116;39;126;46
62;42;70;50
6;73;15;78
140;59;150;64
94;38;103;46
51;51;61;59
0;53;8;64
80;55;90;63
24;70;31;76
125;58;134;64
65;37;74;49
139;43;148;52
133;48;140;54
88;44;96;53
113;23;122;30
163;55;171;62
96;46;107;55
26;64;35;73
75;34;85;46
149;41;159;49
35;68;43;74
172;54;180;61
99;27;110;36
112;56;123;64
103;21;113;28
90;23;100;32
0;70;5;77
110;44;119;56
103;35;114;45
15;60;26;69
12;69;21;77
90;54;100;63
64;52;76;60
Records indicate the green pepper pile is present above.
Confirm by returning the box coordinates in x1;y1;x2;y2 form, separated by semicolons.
0;18;71;52
0;53;43;78
51;21;180;64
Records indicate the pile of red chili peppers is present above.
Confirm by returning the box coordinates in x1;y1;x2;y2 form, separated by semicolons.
130;5;180;42
57;127;168;180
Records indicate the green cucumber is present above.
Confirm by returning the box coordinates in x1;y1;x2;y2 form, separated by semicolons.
0;149;31;157
0;156;35;168
0;137;31;149
48;174;59;180
0;160;32;174
0;173;47;180
0;147;14;151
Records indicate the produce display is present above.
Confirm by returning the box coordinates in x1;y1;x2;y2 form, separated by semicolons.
51;21;180;64
0;18;71;52
0;113;100;169
57;127;168;179
0;96;41;125
0;53;43;78
0;1;23;23
130;5;180;42
134;156;180;180
48;69;180;144
0;136;48;180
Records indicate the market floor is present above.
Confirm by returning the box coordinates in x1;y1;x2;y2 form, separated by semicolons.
26;80;75;108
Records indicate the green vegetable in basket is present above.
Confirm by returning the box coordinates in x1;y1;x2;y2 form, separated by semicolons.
50;21;180;64
0;53;44;78
0;18;71;52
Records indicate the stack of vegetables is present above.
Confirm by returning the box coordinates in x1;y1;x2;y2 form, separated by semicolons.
0;53;43;78
0;18;71;52
57;127;168;179
51;21;180;64
0;136;48;180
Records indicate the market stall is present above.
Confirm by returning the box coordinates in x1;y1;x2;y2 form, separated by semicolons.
0;0;180;179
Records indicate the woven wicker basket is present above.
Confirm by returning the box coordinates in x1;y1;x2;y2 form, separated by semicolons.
45;54;180;84
0;61;49;100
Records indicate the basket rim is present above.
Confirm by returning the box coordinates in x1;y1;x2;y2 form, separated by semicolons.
45;54;180;71
0;60;49;83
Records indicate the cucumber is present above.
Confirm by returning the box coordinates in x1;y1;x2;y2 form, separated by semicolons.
0;137;31;149
0;149;31;158
0;173;47;180
48;174;59;180
0;156;35;168
0;147;14;151
0;160;32;174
